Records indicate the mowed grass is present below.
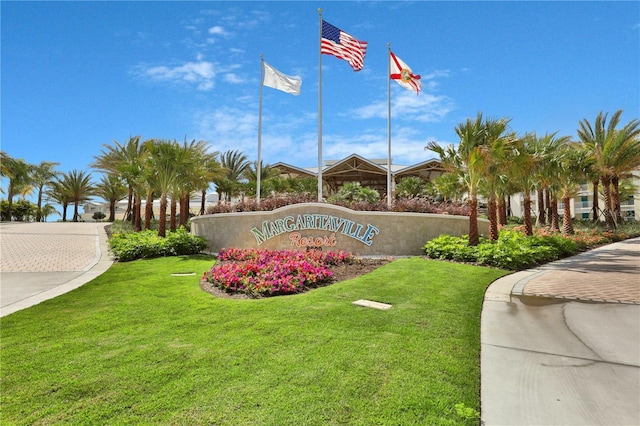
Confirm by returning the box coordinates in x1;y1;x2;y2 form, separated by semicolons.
0;255;508;425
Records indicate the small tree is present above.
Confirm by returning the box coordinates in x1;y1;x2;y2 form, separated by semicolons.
328;182;380;204
396;176;428;199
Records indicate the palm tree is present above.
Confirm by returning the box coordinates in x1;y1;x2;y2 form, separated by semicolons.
533;132;572;230
427;113;486;246
557;143;590;235
31;161;60;222
95;174;127;222
243;160;281;198
145;139;182;237
47;179;73;221
40;203;60;222
92;136;146;224
0;152;33;222
481;117;512;241
59;170;95;222
396;176;429;199
509;133;542;236
577;110;640;230
198;151;225;215
215;150;250;203
609;131;640;223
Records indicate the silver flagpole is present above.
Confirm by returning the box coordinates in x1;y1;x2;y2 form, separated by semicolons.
317;8;323;202
387;43;392;209
257;54;264;207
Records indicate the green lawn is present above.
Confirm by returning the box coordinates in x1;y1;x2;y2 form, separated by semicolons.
0;255;508;425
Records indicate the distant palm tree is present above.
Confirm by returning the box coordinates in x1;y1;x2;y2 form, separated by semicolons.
481;117;512;241
557;143;591;235
243;160;281;198
40;203;60;222
215;150;250;202
145;139;182;237
198;151;225;215
427;113;487;246
47;180;73;222
95;174;127;222
533;133;572;230
59;170;95;222
510;133;541;236
578;110;640;229
0;152;33;222
31;161;60;222
92;136;146;224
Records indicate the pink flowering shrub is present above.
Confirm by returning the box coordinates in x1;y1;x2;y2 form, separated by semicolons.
202;248;354;297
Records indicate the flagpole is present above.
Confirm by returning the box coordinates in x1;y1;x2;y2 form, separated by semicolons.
317;8;323;203
257;54;264;207
387;43;392;210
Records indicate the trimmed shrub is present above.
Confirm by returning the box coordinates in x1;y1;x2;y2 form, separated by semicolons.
108;227;206;261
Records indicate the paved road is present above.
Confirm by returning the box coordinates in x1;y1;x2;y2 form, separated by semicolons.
482;237;640;425
0;222;113;317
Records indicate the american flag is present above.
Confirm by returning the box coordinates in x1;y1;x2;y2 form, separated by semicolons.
321;20;368;72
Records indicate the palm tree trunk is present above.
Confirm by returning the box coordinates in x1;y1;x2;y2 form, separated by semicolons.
591;180;599;222
144;193;154;230
545;189;552;226
61;203;68;222
108;200;116;222
125;185;134;223
562;196;574;235
134;195;142;232
488;193;498;241
523;194;533;236
601;176;616;230
36;187;44;222
536;188;545;227
158;195;167;237
180;194;189;228
72;200;79;222
468;197;479;246
170;198;177;232
550;195;560;232
612;175;623;224
200;190;206;215
498;195;507;226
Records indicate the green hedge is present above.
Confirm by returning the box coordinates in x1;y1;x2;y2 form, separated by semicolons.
423;230;579;270
108;228;207;262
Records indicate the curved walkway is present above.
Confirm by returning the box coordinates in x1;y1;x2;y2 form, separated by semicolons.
481;237;640;425
0;222;114;317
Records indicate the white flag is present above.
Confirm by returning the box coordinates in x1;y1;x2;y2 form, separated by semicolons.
390;51;421;94
262;61;302;95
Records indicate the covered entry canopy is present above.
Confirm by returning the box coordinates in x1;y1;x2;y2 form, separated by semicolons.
273;153;445;198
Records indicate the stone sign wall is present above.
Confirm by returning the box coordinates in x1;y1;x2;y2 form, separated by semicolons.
190;203;489;256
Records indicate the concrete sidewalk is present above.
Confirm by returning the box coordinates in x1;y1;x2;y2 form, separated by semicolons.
0;222;114;317
481;237;640;425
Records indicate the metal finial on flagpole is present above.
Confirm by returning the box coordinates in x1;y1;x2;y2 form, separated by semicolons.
318;8;322;14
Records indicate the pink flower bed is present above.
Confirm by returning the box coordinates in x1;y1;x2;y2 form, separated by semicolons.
202;248;354;297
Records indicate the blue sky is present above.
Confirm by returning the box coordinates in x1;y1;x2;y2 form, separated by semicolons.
2;1;639;191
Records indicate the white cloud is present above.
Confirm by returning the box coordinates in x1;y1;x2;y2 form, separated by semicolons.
351;90;455;123
223;73;243;84
136;58;216;91
208;25;228;36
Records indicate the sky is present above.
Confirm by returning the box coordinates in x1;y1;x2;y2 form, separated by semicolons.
2;1;639;199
